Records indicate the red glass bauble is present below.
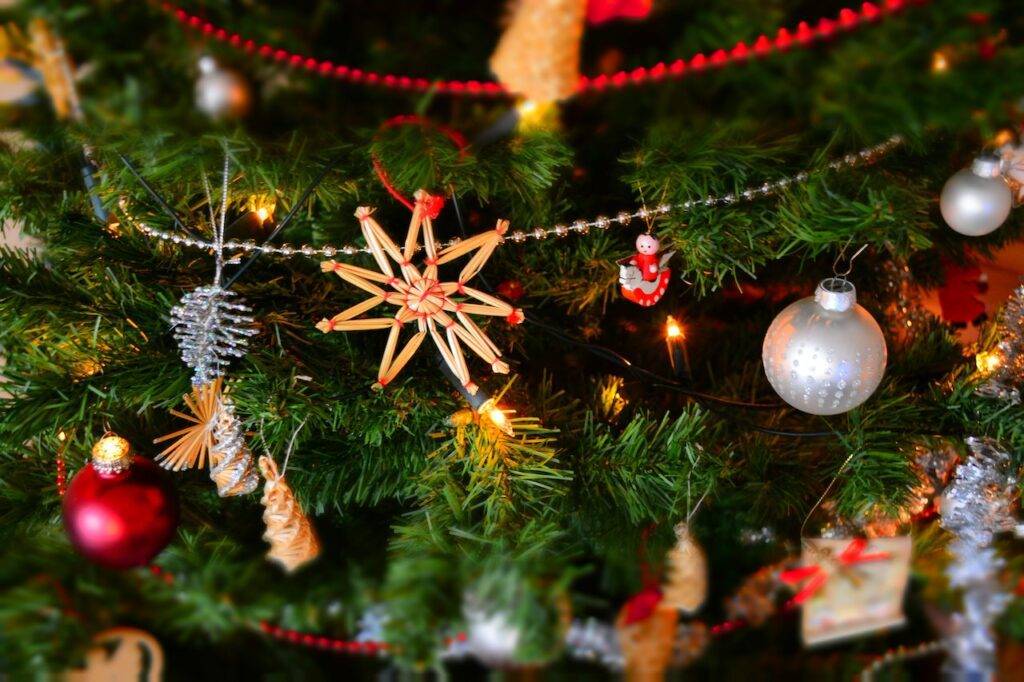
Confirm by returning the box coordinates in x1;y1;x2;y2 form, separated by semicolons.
62;456;179;569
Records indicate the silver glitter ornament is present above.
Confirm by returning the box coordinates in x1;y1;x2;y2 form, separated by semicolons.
195;56;251;121
976;281;1024;404
762;278;887;415
208;394;258;497
940;155;1013;237
170;284;257;386
461;595;522;667
564;618;624;670
939;437;1020;681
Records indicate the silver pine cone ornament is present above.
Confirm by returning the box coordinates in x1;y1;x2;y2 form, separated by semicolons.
171;285;257;386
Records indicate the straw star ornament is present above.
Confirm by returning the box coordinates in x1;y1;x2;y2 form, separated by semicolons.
317;191;524;393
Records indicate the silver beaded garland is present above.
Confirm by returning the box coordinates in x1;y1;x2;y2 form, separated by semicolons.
762;278;887;415
940;155;1013;237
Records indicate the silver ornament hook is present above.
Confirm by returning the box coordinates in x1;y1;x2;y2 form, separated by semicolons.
832;242;870;282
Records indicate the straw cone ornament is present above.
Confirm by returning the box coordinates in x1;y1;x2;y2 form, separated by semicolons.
490;0;586;103
258;456;320;573
661;523;707;614
615;603;678;682
317;191;524;394
154;378;258;497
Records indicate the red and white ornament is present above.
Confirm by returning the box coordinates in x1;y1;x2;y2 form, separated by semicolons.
617;233;674;307
63;433;179;569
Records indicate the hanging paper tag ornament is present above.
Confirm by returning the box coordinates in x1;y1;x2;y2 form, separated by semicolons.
617;234;674;307
781;536;911;646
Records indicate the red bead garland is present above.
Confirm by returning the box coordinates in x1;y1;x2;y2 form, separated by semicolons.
162;1;922;98
56;453;67;497
140;561;800;658
259;621;390;655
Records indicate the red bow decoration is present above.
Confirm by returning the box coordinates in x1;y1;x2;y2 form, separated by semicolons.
620;586;664;625
779;538;890;604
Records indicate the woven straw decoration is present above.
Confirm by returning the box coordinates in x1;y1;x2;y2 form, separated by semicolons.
257;456;320;573
615;604;678;682
154;378;258;497
490;0;587;102
660;523;707;614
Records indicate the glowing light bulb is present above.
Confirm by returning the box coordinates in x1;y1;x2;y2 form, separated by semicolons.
665;315;684;340
57;430;67;442
479;399;514;436
993;129;1015;148
664;315;691;377
246;194;276;226
976;351;1002;374
488;408;507;430
516;99;558;131
931;50;949;74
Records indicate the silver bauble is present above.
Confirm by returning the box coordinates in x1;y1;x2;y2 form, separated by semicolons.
195;56;251;121
463;597;521;667
940;155;1012;237
762;278;887;416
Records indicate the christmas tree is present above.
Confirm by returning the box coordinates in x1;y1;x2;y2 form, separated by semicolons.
2;0;1024;678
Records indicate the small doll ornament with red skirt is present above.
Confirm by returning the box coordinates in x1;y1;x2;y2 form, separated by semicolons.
618;233;674;306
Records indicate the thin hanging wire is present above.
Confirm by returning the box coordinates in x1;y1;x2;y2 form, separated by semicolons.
684;449;713;525
213;152;230;287
799;451;857;539
637;185;655;235
832;242;870;283
257;417;309;478
280;417;308;475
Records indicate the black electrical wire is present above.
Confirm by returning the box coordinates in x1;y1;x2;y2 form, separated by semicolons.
445;194;838;437
223;153;344;289
118;152;201;240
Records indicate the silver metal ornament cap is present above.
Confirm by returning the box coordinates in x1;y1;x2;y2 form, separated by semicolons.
814;277;856;312
971;153;1004;179
198;55;217;75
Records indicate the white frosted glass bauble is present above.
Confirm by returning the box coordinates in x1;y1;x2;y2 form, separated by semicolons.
195;56;251;121
463;601;521;667
762;278;887;416
940;156;1013;237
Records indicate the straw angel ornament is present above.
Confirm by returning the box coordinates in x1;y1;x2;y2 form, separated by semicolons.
317;190;524;394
